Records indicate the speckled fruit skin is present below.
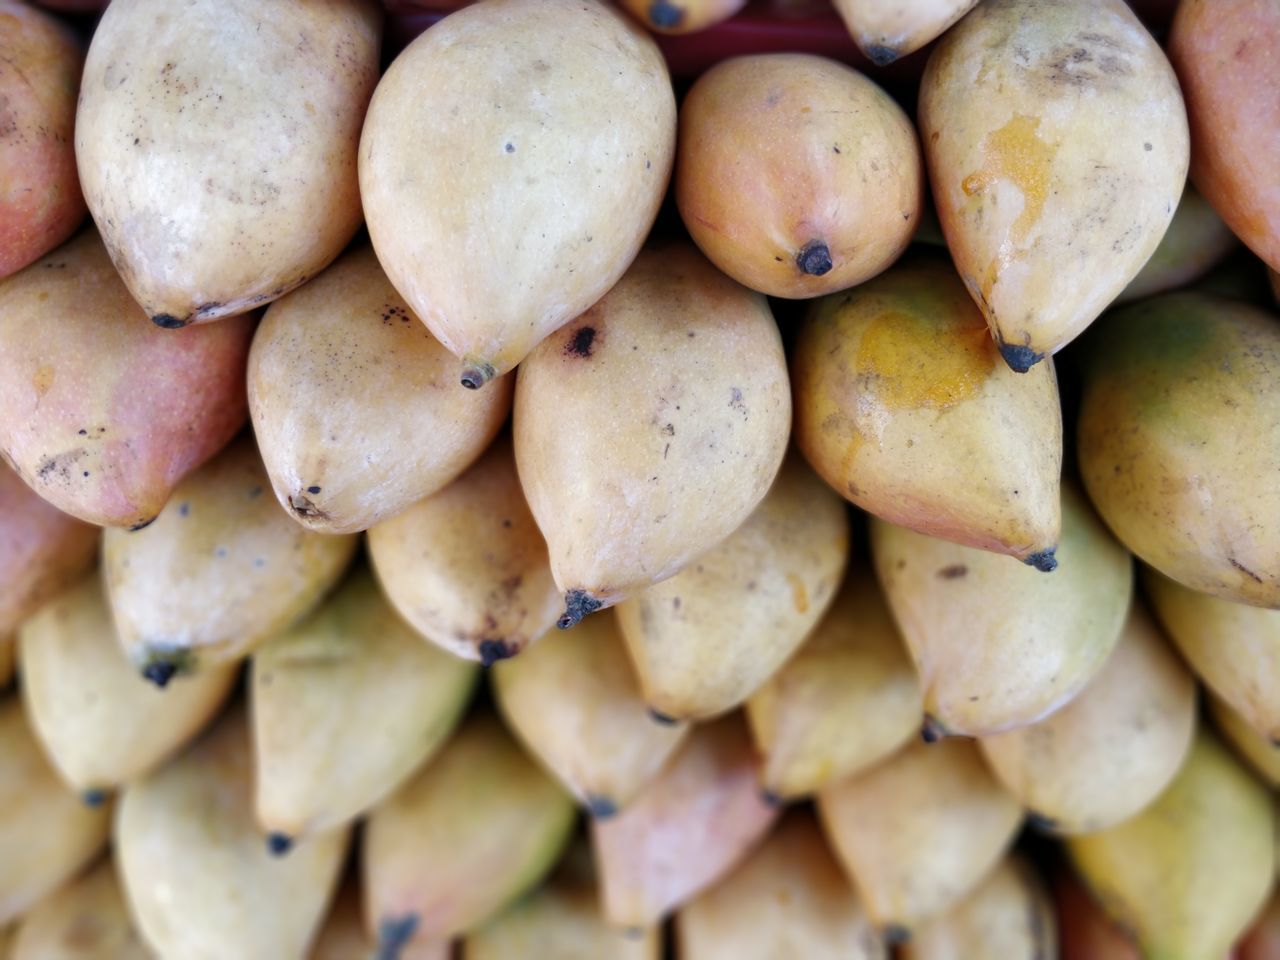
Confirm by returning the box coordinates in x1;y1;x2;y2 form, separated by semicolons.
832;0;980;64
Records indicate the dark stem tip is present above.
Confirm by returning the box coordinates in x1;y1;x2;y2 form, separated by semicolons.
997;342;1044;373
648;0;684;28
760;788;784;809
647;706;680;726
82;788;109;807
1027;811;1060;833
459;361;496;391
557;589;603;630
478;639;515;668
151;313;186;329
796;241;833;277
266;832;294;857
1025;548;1058;573
864;44;900;66
141;661;178;689
585;794;618;819
920;714;949;744
376;914;420;960
127;516;157;532
883;924;912;946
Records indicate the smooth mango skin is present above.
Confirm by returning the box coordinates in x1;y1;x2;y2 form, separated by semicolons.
0;230;253;528
0;460;97;638
1115;186;1237;304
103;435;358;681
978;603;1196;835
368;434;561;664
363;711;576;949
76;0;381;327
0;2;85;280
920;0;1188;370
18;574;236;796
676;53;921;299
747;563;922;802
676;810;886;960
1078;293;1280;608
360;0;675;386
618;0;745;34
11;859;149;960
117;709;350;960
1170;0;1280;272
1068;731;1276;960
870;485;1133;738
1144;566;1280;742
492;609;687;815
252;564;479;843
793;257;1062;564
1210;694;1280;788
832;0;979;65
514;244;791;619
592;714;780;930
0;695;110;926
816;738;1023;935
615;455;849;723
249;246;511;535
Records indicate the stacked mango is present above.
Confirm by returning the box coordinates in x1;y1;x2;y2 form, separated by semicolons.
1;0;1279;957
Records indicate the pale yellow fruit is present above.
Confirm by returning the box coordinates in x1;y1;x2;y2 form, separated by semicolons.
816;738;1023;935
833;0;979;64
593;714;779;930
360;0;675;386
1116;186;1237;304
76;0;381;326
1068;730;1276;960
792;257;1062;566
117;709;348;960
364;711;576;951
1210;694;1280;788
677;809;886;960
615;456;849;722
515;244;790;624
901;857;1056;960
871;485;1132;737
1144;566;1280;742
368;434;560;665
979;603;1195;834
19;573;235;797
104;435;357;683
0;697;109;925
746;564;922;801
492;609;686;816
920;0;1188;370
249;245;512;534
11;859;148;960
252;564;479;846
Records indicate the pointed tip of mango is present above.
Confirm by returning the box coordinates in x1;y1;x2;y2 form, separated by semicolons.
920;714;950;744
796;240;833;277
141;660;178;689
478;639;516;667
266;832;294;857
459;360;496;391
883;924;912;946
557;590;603;630
1027;811;1061;833
760;788;785;809
376;914;420;960
647;706;680;727
647;0;684;28
151;313;187;329
127;515;157;532
585;794;619;818
864;44;900;66
997;342;1044;373
1025;548;1058;572
82;788;109;807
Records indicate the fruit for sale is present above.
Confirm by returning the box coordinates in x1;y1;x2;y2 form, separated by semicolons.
676;53;920;299
746;563;921;801
249;246;511;535
871;485;1132;738
901;857;1055;960
593;715;779;930
676;810;886;960
1169;0;1280;272
76;0;381;327
920;0;1189;371
618;0;746;34
0;461;97;637
1116;187;1237;303
1053;869;1139;960
1144;566;1280;742
515;244;790;626
0;695;111;925
793;257;1062;566
0;231;253;528
252;564;479;849
104;435;357;684
368;435;560;665
1241;891;1280;960
831;0;980;64
0;1;85;280
615;456;849;723
1209;694;1280;788
10;859;148;960
466;837;659;960
363;710;576;950
817;738;1022;936
492;609;687;817
1068;731;1275;960
117;708;349;960
979;603;1196;834
1078;293;1280;607
19;574;235;798
360;0;676;388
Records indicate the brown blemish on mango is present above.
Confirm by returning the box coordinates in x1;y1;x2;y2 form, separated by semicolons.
787;572;809;614
962;113;1055;244
856;310;994;410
